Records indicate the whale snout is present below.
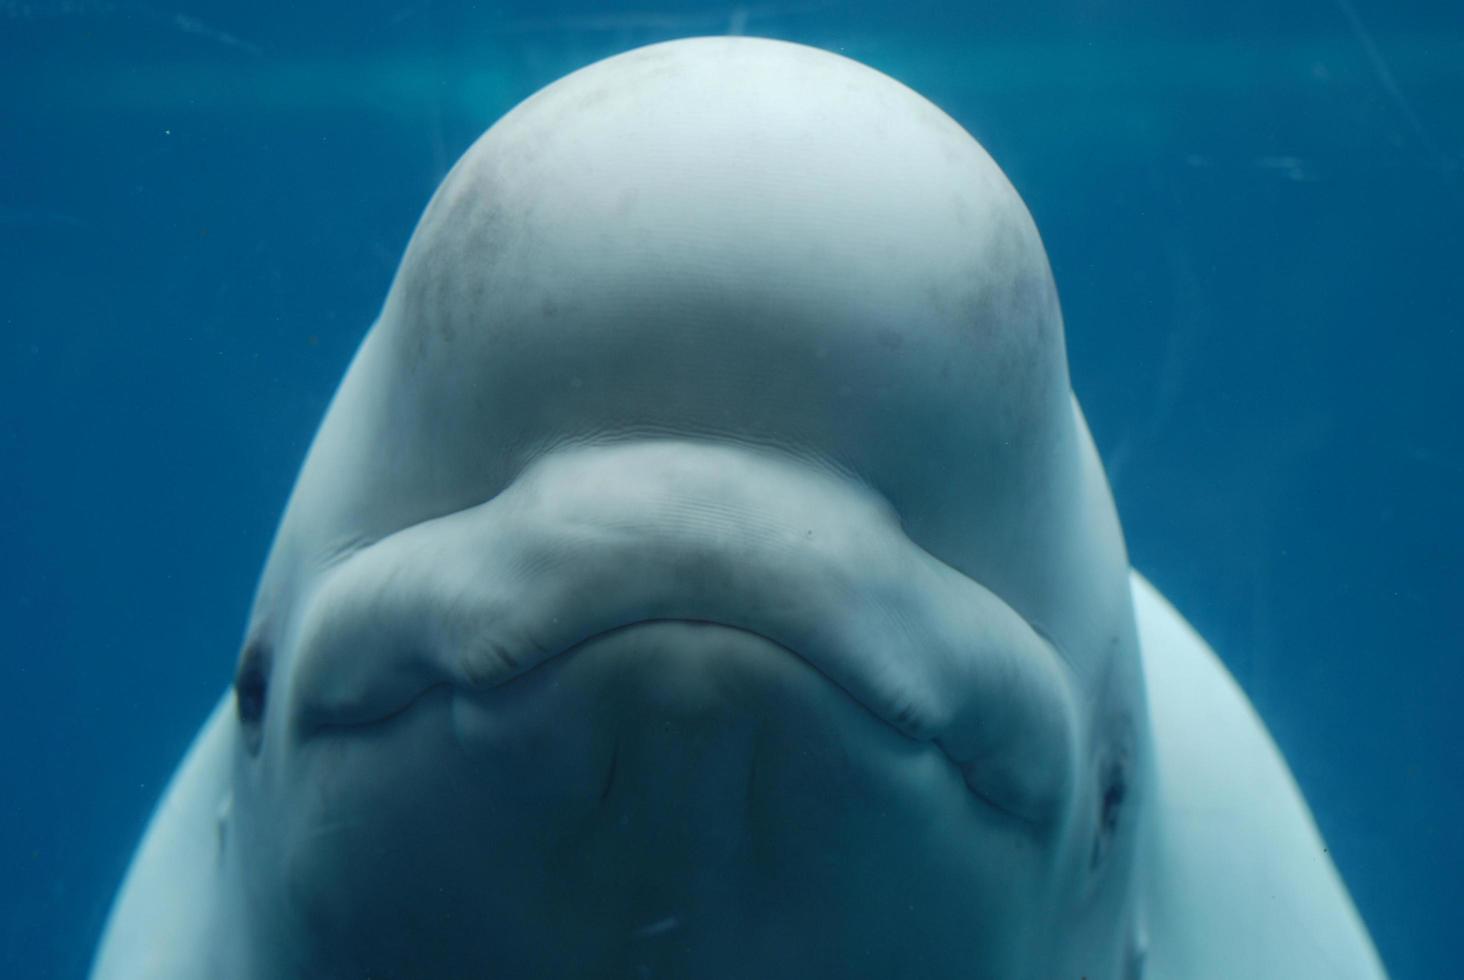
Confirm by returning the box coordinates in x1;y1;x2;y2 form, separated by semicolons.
283;439;1079;832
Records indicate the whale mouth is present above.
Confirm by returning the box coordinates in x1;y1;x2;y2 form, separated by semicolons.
286;440;1079;828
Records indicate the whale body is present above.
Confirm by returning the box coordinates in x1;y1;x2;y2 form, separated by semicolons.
91;37;1384;979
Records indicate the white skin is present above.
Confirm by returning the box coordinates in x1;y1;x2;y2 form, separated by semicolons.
91;37;1384;980
215;37;1146;979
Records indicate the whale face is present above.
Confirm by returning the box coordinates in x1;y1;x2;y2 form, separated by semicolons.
226;36;1148;979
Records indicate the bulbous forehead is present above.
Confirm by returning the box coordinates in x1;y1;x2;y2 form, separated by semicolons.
402;35;1057;349
263;37;1131;689
391;34;1065;452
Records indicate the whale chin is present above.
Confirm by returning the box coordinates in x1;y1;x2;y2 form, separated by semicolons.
271;619;1054;980
304;618;987;817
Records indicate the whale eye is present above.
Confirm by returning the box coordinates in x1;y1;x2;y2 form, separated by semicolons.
234;640;271;755
1090;737;1132;871
1100;765;1127;837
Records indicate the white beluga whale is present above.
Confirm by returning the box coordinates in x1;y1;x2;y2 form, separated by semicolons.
91;36;1385;979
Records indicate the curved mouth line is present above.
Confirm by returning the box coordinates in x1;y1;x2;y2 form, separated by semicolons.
308;616;1043;829
310;618;856;734
309;680;456;737
290;441;1076;830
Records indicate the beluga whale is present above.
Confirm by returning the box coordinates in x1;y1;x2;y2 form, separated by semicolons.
91;35;1386;980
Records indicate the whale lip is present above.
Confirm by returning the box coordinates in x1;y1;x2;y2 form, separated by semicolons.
286;441;1079;829
308;614;1059;832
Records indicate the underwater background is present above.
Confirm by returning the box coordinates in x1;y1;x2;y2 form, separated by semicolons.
1;1;1459;976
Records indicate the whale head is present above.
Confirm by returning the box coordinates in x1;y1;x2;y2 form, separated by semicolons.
226;36;1149;980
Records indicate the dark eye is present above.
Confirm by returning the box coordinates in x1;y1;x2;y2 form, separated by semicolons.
1090;746;1131;871
234;640;271;754
1100;766;1127;837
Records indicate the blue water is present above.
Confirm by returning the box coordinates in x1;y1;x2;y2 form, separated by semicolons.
2;2;1459;977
